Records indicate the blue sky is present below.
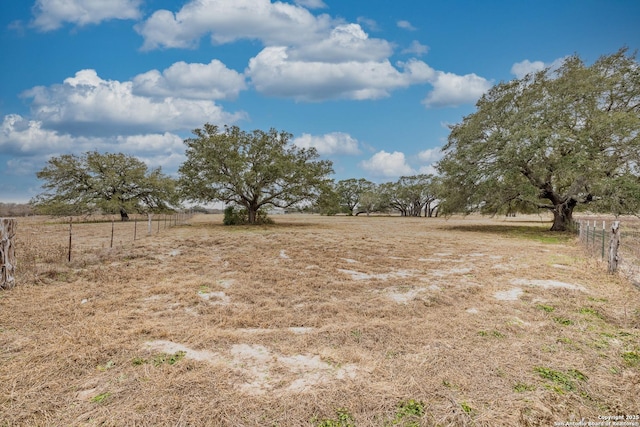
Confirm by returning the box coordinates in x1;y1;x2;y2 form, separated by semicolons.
1;0;639;203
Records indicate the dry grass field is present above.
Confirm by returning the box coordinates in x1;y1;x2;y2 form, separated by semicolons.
1;214;639;426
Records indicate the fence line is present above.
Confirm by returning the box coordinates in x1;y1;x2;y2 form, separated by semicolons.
63;212;195;261
0;212;199;289
577;219;608;260
4;212;195;284
576;218;639;286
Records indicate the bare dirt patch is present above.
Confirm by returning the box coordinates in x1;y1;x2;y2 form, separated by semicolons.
1;214;639;426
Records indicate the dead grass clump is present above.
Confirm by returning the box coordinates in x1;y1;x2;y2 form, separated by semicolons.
14;229;69;284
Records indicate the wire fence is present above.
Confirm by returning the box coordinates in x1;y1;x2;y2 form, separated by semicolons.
5;213;640;289
576;217;640;286
0;212;199;289
6;212;195;284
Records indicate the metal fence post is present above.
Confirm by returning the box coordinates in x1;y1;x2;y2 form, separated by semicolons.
68;217;72;262
601;221;605;259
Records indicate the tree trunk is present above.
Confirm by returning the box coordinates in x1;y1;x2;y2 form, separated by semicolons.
550;202;575;232
1;218;16;289
247;206;257;224
120;208;129;221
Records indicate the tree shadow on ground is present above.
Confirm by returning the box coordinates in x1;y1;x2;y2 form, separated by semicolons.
191;220;323;231
442;224;576;244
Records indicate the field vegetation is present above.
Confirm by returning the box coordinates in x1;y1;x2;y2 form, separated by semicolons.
1;213;639;426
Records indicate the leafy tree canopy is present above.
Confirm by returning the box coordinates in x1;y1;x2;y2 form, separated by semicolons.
335;178;375;214
358;187;387;216
314;181;342;216
178;124;334;224
32;151;179;218
437;48;640;231
379;174;439;217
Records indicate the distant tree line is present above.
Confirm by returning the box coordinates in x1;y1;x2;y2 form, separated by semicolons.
0;203;33;217
312;175;440;217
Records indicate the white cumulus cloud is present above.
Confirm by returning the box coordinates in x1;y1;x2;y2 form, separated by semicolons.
402;40;429;56
417;147;443;163
114;133;184;174
114;132;185;155
132;60;246;100
135;0;334;50
397;20;416;31
294;0;327;8
356;17;379;32
511;59;546;79
31;0;142;31
247;49;433;101
1;114;186;179
418;164;438;175
1;114;185;157
22;69;245;136
1;114;86;154
133;0;490;108
422;71;492;108
359;151;415;178
293;132;361;155
288;23;392;62
511;56;568;79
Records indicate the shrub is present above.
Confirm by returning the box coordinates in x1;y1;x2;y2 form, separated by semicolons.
223;206;247;225
223;206;274;225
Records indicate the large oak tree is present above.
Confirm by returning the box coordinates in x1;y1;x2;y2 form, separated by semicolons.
178;124;334;224
437;49;640;231
32;151;178;218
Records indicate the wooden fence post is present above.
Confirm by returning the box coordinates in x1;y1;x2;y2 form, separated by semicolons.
608;221;620;274
578;220;582;240
1;218;17;289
